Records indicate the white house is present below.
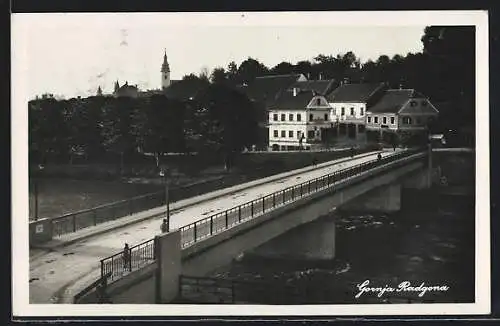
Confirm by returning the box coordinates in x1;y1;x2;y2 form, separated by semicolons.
326;82;387;138
268;88;332;151
365;89;439;144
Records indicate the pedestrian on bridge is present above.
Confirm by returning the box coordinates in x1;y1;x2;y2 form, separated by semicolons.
122;243;131;272
377;153;382;161
160;219;168;233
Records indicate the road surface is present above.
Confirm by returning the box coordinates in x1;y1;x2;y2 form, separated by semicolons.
29;149;402;303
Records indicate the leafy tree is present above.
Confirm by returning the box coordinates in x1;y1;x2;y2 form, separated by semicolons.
237;57;269;84
29;97;70;164
193;84;258;170
210;67;227;84
271;62;294;75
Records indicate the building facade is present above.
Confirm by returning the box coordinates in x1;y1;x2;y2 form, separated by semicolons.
268;88;332;151
365;89;439;144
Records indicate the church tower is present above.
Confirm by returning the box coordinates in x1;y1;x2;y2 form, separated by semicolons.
161;49;171;89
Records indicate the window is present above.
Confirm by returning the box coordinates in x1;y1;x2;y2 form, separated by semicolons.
273;130;278;137
374;116;379;124
350;107;354;116
289;130;293;138
289;114;294;121
297;131;302;139
390;116;395;124
324;113;328;121
297;114;302;121
281;114;285;121
341;107;345;116
273;114;278;121
307;130;315;138
402;117;412;125
367;116;371;123
309;113;313;121
383;117;387;124
410;100;417;107
360;108;364;116
281;130;286;137
316;98;321;106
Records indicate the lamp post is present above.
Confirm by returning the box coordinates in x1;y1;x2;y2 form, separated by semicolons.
159;168;170;232
34;164;44;221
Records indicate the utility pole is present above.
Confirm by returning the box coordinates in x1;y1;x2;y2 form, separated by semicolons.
159;168;170;231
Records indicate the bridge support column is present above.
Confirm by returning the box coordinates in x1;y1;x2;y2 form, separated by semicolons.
156;230;182;303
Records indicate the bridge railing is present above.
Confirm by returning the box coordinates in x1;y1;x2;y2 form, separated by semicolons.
100;148;423;283
100;238;156;282
179;149;421;248
49;175;232;238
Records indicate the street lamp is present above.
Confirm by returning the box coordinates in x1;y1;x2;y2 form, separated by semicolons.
159;168;170;232
33;164;44;221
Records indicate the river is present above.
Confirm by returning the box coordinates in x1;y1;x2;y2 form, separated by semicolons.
207;154;475;304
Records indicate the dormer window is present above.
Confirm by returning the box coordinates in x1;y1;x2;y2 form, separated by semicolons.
316;98;321;106
410;100;417;107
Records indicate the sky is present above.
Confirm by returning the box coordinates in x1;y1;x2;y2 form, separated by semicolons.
11;12;476;99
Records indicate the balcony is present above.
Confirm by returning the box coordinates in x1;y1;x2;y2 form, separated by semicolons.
308;118;330;124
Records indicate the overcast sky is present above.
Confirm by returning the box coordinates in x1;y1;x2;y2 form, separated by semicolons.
11;12;481;99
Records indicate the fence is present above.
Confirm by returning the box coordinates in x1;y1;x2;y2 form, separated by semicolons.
99;149;424;283
100;238;156;282
50;175;237;238
73;271;112;304
179;149;421;248
178;275;301;304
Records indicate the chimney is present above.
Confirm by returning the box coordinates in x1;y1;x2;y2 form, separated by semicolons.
318;73;322;81
307;73;311;80
293;87;298;97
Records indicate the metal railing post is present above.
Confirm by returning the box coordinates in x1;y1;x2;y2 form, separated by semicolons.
101;260;104;279
292;187;295;200
273;193;276;207
282;190;285;204
251;201;254;217
194;224;197;242
225;211;228;228
73;215;76;233
238;206;241;222
93;210;98;226
262;197;265;213
210;216;213;235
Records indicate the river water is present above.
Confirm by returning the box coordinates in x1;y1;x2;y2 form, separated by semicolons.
208;154;475;304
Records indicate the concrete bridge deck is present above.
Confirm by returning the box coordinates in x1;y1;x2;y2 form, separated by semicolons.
29;149;404;304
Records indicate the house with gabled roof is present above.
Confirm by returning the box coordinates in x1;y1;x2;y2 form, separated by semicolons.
267;88;333;151
326;82;387;138
365;89;439;144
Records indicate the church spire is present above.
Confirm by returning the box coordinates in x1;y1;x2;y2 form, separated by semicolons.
114;80;120;93
97;86;103;96
161;49;170;73
161;49;171;89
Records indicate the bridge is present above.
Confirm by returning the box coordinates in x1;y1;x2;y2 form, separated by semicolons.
28;148;429;304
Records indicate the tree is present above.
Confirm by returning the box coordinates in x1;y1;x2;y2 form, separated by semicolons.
294;60;313;78
210;67;227;84
100;97;141;173
29;97;70;164
271;62;294;75
136;95;186;166
227;61;238;83
193;84;259;170
237;57;269;84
